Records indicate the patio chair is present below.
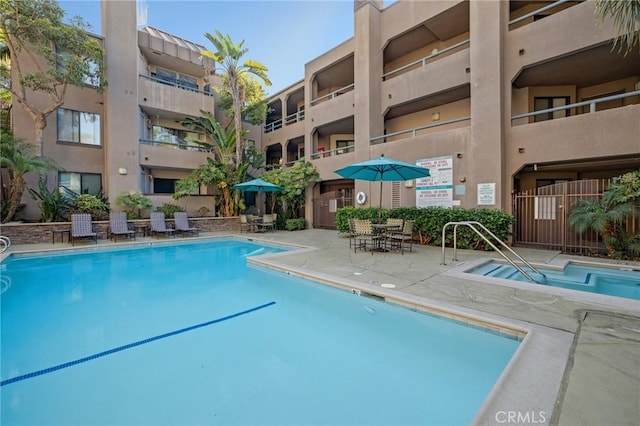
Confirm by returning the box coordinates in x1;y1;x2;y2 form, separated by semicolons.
352;219;381;254
150;212;175;238
240;214;254;233
109;212;135;242
71;213;97;246
384;218;404;251
387;220;414;254
255;213;275;233
174;212;199;237
347;218;358;249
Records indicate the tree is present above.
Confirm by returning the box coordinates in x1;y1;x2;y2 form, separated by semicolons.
200;31;271;168
179;111;265;216
0;0;106;155
262;161;320;219
569;170;640;258
215;73;269;126
594;0;640;56
0;131;58;222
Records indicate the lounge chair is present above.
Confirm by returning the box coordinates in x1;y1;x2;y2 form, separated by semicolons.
174;212;199;236
71;213;97;246
109;212;135;242
150;212;175;238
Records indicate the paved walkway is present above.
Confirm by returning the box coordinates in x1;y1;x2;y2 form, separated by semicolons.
4;229;639;425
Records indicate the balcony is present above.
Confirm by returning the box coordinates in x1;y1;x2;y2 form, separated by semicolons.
139;74;214;118
139;139;212;170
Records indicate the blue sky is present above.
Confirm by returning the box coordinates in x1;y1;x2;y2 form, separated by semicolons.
58;0;394;95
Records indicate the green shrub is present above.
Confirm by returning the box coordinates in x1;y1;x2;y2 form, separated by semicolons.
116;191;153;219
156;203;184;218
72;194;109;220
336;206;513;250
285;218;306;231
28;176;72;222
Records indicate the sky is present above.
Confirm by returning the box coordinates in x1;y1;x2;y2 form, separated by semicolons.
57;0;394;95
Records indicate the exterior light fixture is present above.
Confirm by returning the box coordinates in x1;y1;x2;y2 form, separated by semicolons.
118;167;128;175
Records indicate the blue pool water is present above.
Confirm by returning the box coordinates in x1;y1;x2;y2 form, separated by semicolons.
1;239;519;425
469;261;640;300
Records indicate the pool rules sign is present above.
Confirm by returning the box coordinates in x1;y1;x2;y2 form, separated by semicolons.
477;183;496;205
415;156;453;208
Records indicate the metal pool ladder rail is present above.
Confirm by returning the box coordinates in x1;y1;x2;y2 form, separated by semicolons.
441;221;545;282
0;236;10;254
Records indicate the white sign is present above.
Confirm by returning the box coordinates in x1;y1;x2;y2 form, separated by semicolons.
416;156;453;208
477;183;495;205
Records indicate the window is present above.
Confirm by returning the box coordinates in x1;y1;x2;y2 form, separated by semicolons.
57;108;101;145
56;48;101;87
336;140;354;154
59;172;102;195
533;97;570;122
153;178;177;194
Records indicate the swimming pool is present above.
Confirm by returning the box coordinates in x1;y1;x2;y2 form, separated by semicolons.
1;239;520;425
468;261;640;300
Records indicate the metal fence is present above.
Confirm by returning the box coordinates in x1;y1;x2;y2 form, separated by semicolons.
512;179;638;255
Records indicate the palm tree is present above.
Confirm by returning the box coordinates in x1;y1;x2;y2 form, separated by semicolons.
569;171;640;257
1;131;58;223
181;110;236;165
200;31;271;168
594;0;640;55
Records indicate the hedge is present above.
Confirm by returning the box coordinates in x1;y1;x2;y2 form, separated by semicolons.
335;206;513;250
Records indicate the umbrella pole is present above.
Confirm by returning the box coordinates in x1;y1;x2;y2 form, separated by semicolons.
379;180;383;221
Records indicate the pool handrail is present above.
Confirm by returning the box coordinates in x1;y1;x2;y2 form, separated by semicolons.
0;236;10;254
441;221;545;282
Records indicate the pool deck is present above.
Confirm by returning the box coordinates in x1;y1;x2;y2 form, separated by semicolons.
4;229;639;426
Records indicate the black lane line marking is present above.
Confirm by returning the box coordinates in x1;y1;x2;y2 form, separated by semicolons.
1;301;276;386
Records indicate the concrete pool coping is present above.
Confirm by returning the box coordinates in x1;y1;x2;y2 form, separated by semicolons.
2;229;639;425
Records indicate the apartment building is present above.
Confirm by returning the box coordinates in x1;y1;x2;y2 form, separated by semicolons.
6;0;639;232
263;0;640;229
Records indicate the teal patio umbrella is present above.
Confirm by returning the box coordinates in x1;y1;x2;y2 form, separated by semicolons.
232;178;283;192
233;178;283;215
334;154;430;210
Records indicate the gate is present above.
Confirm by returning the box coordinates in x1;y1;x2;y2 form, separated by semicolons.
312;191;353;229
513;179;611;254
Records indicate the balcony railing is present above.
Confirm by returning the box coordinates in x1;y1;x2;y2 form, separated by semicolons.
508;0;572;26
310;144;355;160
264;160;302;171
310;83;355;106
139;74;213;96
382;39;470;81
264;119;283;133
285;110;306;125
140;138;212;153
370;116;471;145
510;90;640;124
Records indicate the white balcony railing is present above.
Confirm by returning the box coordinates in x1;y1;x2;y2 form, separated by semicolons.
310;144;355;160
382;39;470;81
508;0;572;26
264;119;283;133
370;116;471;145
285;110;306;125
510;90;640;124
310;83;355;106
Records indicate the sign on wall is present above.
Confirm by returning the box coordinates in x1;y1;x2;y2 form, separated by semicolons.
477;182;496;206
416;155;453;208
